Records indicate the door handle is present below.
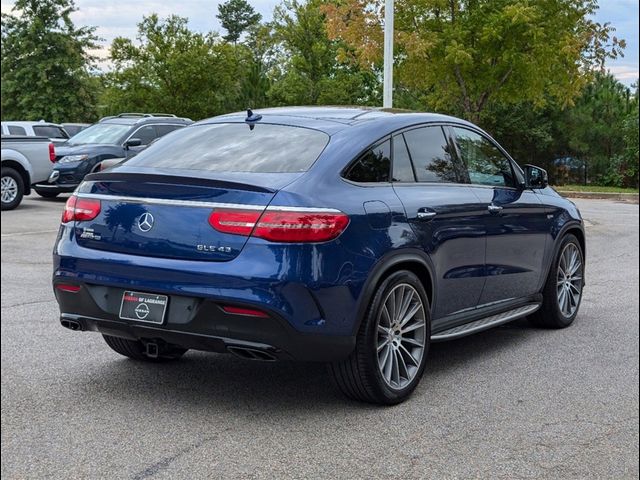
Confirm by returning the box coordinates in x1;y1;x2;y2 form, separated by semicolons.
416;209;437;221
488;204;503;214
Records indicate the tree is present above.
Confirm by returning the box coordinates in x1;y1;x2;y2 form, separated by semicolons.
217;0;262;45
1;0;100;122
268;0;379;106
324;0;626;124
102;15;243;120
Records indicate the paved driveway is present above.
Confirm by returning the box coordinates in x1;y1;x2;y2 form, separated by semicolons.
1;195;638;479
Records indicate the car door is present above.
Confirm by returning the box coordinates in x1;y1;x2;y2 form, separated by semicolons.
449;126;550;305
391;126;487;320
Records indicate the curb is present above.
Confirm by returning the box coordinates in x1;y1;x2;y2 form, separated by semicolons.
556;191;639;202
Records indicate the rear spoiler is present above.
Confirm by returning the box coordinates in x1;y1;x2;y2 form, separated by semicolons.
84;172;277;194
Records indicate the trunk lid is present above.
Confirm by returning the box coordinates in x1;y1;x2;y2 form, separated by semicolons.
72;172;284;262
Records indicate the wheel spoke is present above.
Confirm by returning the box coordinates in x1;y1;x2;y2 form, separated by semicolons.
399;344;419;366
391;350;401;386
397;289;413;323
401;321;425;334
401;336;423;348
400;302;421;327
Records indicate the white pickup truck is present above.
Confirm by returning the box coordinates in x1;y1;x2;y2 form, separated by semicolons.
1;136;56;210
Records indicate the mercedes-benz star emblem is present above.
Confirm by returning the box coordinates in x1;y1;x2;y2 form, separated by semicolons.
138;212;155;232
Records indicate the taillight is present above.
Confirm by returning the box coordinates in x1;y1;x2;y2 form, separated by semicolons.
49;143;56;162
208;209;261;236
61;195;101;223
208;208;349;243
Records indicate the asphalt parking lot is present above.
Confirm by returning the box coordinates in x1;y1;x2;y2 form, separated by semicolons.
1;195;638;479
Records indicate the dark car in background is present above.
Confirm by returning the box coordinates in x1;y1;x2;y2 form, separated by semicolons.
33;113;192;197
53;107;586;404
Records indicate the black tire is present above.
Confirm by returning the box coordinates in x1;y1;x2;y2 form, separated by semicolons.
102;334;187;362
1;167;24;211
35;189;59;198
529;234;584;328
329;270;431;405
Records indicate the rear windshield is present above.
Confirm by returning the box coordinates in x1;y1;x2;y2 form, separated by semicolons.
125;123;330;173
33;125;68;139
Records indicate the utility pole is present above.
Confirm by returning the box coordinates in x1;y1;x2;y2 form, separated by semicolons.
383;0;394;108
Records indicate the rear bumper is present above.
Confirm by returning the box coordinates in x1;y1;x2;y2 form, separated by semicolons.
54;282;356;361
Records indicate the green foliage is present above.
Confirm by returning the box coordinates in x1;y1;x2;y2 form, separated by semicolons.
326;0;626;123
269;0;379;106
217;0;262;45
101;15;243;120
1;0;100;122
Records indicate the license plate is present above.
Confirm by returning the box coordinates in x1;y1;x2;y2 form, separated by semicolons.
119;291;168;324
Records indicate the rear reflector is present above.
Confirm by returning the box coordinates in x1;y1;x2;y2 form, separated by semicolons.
49;143;56;163
222;305;270;318
55;284;81;293
62;195;101;223
209;208;349;243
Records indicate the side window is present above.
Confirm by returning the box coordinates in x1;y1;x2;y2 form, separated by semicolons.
130;125;157;146
392;135;415;182
344;140;391;183
155;124;184;137
8;125;26;135
403;126;460;183
452;127;516;187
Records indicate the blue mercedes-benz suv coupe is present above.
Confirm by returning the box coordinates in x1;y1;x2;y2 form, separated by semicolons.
53;107;585;404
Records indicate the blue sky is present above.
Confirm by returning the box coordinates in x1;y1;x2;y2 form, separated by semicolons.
1;0;638;85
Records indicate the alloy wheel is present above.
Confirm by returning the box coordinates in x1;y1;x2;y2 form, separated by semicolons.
376;283;426;390
1;176;18;204
556;243;583;318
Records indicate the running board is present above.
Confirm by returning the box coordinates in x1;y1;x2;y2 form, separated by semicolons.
431;303;541;342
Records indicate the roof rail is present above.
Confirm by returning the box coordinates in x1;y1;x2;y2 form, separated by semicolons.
99;113;180;122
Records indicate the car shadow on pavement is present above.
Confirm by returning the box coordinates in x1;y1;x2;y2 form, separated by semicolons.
68;318;540;411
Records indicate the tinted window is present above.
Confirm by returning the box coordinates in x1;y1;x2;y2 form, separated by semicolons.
127;123;330;173
344;140;391;182
131;125;156;146
155;124;184;137
452;127;515;187
392;135;415;182
403;127;460;183
32;125;68;139
7;125;26;135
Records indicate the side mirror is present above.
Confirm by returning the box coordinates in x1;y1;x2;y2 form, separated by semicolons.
124;138;142;149
524;164;548;189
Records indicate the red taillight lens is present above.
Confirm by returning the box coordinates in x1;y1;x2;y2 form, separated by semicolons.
208;209;261;236
253;211;350;242
208;208;349;243
61;195;101;223
49;143;56;162
62;195;77;223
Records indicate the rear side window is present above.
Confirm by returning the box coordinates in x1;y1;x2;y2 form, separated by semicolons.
7;125;26;135
33;125;68;139
155;124;184;137
127;123;329;173
403;126;460;183
344;140;391;183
